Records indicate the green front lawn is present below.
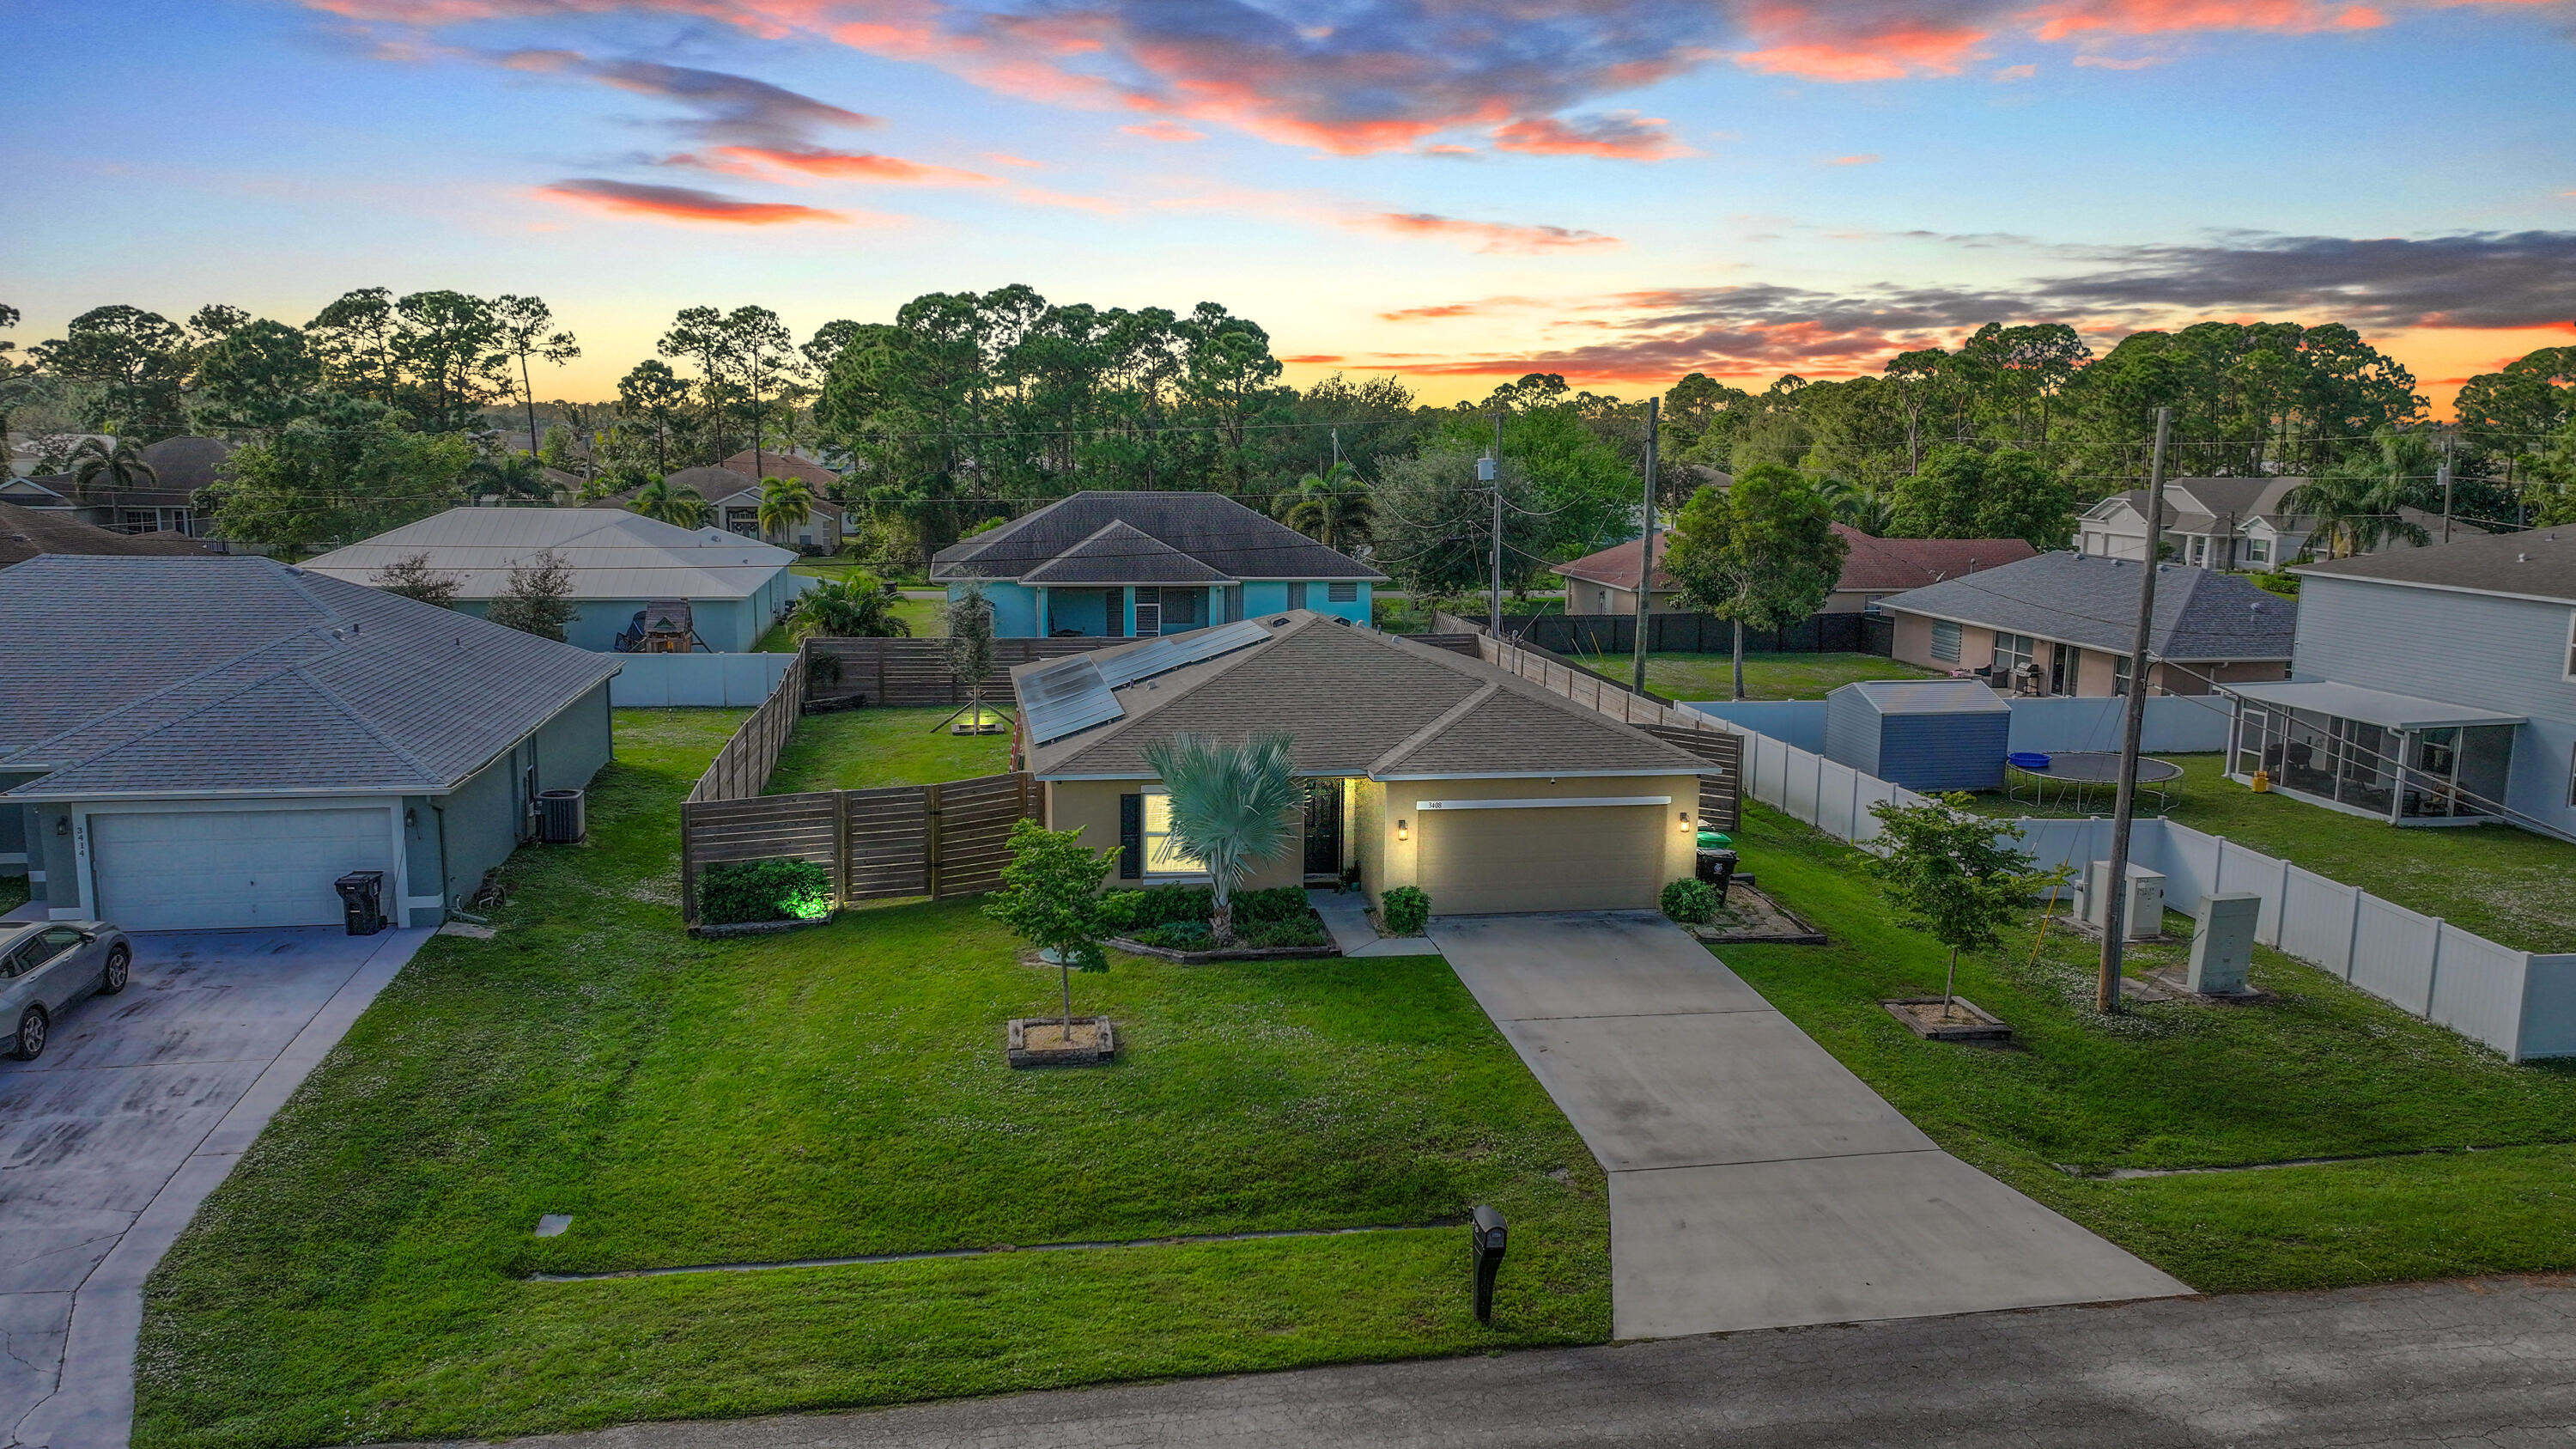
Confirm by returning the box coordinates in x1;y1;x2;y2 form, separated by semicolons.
767;705;1012;793
1961;754;2576;953
136;709;1607;1449
1723;800;2576;1294
1642;650;1943;701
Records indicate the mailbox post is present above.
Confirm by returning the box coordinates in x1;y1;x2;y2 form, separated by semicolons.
1470;1205;1507;1324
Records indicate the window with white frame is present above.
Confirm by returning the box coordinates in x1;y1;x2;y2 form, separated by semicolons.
1141;792;1207;877
2245;537;2269;565
2112;653;2133;697
1992;630;2039;680
1930;618;1962;663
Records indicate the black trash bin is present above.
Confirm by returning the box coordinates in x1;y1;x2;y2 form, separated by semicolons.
334;869;386;936
1695;848;1740;902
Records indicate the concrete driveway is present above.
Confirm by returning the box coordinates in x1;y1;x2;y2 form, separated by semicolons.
1;924;428;1449
1430;913;2186;1339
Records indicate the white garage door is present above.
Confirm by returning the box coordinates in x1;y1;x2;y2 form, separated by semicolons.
91;808;394;931
1417;805;1666;916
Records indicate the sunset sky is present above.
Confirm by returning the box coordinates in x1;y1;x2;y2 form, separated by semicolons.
14;0;2575;411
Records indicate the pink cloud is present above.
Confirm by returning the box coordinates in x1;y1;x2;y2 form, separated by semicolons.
698;144;999;185
537;178;848;224
1359;213;1621;254
1825;153;1881;165
1121;119;1206;142
1490;113;1687;160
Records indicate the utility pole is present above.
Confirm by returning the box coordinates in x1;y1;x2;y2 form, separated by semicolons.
2439;426;2456;544
2099;405;2171;1014
1631;397;1659;694
1487;412;1505;639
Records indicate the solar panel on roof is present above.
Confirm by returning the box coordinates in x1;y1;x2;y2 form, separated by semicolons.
1097;618;1271;689
1022;655;1123;744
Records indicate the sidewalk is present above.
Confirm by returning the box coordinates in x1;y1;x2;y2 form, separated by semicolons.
1304;889;1439;959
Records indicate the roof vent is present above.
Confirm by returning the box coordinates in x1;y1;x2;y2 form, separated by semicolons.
1270;617;1291;626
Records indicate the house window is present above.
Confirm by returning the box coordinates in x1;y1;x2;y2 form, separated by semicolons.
1992;631;2039;683
1141;793;1207;877
2245;538;2270;565
1930;619;1962;663
1287;581;1308;609
2112;654;2133;697
1327;581;1358;603
2566;612;2576;679
2189;536;2208;566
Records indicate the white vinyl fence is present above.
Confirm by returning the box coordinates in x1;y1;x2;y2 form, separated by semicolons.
1720;720;2576;1062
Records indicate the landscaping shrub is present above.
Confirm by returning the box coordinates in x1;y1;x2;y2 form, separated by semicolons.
699;858;831;925
1662;877;1720;925
1103;884;1328;950
1380;886;1431;936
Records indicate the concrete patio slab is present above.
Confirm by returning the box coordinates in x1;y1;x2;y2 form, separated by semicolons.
1;924;428;1449
1431;912;2187;1340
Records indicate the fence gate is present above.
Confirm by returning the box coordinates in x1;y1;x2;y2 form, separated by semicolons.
682;771;1040;922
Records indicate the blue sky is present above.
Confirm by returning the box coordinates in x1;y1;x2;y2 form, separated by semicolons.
12;0;2573;407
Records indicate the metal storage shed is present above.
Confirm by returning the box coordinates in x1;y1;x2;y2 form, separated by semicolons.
1824;679;2012;791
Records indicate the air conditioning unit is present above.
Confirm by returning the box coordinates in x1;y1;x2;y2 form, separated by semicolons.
538;788;587;844
2078;860;2165;940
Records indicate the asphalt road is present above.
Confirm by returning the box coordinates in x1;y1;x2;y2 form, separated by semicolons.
389;1275;2576;1449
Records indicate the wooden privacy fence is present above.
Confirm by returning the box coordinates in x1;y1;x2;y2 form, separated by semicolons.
805;636;1120;708
686;648;809;805
1497;611;1893;657
679;771;1040;922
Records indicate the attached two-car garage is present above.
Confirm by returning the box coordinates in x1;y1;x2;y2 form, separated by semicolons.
88;807;397;932
1413;799;1670;916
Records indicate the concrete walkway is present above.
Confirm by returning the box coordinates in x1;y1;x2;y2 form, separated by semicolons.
1304;889;1439;959
374;1275;2576;1449
2;925;429;1449
1428;913;2185;1339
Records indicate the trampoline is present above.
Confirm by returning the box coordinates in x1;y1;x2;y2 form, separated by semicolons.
2006;751;2184;814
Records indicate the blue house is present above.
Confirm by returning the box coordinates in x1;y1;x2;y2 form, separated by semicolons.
929;491;1386;637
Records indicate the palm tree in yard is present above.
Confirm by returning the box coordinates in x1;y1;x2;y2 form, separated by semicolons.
789;573;909;638
2286;429;2434;558
629;477;710;529
1137;732;1300;947
462;451;553;503
66;436;157;502
1277;461;1375;551
757;475;815;545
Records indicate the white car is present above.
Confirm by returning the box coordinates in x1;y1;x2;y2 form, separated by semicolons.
1;921;131;1061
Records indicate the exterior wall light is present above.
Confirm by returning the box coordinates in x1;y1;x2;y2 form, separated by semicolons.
56;816;71;837
1679;810;1692;831
1396;819;1409;842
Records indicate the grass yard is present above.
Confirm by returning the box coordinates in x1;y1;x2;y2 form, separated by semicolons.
1722;800;2576;1294
754;601;945;654
767;705;1012;793
1637;650;1943;701
135;709;1607;1449
1960;753;2576;953
0;872;27;916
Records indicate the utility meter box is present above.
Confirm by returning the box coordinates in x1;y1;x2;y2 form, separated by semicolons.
2079;860;2166;941
2188;892;2262;995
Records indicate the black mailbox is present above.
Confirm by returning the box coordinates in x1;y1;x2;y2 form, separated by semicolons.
1470;1204;1508;1324
334;869;387;936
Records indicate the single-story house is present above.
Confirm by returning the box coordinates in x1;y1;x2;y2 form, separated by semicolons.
935;490;1386;638
0;555;622;930
663;465;845;553
1876;551;2296;697
1552;526;2038;616
2077;476;2471;573
0;436;235;537
0;502;221;567
1013;610;1716;915
719;448;841;493
2217;528;2576;834
300;506;809;652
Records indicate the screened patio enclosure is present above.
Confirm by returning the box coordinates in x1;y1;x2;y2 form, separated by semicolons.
2225;681;2521;825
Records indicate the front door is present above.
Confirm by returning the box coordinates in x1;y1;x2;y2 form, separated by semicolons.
1303;778;1344;878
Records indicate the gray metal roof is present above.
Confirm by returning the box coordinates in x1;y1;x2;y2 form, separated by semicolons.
0;556;622;798
2296;527;2576;606
2223;680;2524;731
1834;679;2011;715
1874;551;2299;662
1018;612;1710;780
933;491;1388;585
299;507;798;601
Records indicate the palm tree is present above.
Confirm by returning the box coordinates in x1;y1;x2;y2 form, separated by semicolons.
1276;461;1376;551
66;436;157;502
756;475;816;546
462;452;552;503
1136;732;1300;947
2287;428;2434;558
629;477;710;529
788;573;909;639
1817;477;1891;536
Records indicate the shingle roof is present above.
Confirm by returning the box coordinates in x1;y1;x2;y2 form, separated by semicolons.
1019;521;1231;585
299;506;796;601
0;502;216;567
719;450;840;489
933;491;1385;584
1874;551;2298;661
2297;526;2576;605
1019;612;1710;780
0;556;621;798
1550;526;2036;596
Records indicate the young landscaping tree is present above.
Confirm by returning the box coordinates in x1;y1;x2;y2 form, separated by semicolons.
790;572;908;638
987;818;1118;1027
1138;732;1299;947
1663;463;1848;700
487;549;576;641
1864;795;2062;1019
942;580;999;730
371;551;460;609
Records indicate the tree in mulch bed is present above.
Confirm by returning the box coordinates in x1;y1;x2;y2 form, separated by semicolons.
699;858;832;924
1138;732;1300;947
987;819;1119;1026
1865;793;2067;1020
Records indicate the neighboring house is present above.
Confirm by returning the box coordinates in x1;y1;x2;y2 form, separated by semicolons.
0;436;235;537
0;502;219;567
1876;551;2296;697
0;556;621;930
664;465;845;553
1013;611;1715;915
933;490;1386;638
299;507;809;652
2216;528;2576;835
2077;476;2466;572
719;448;840;493
1552;526;2037;616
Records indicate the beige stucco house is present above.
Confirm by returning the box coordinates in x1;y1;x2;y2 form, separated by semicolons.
1012;612;1716;916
